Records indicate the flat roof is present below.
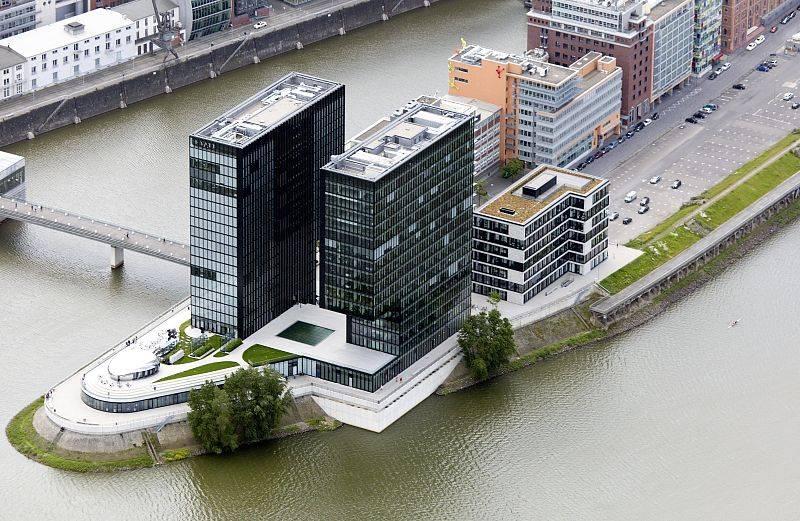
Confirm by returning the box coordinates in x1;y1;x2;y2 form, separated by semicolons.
112;0;178;21
0;9;133;57
193;73;341;147
0;150;24;179
477;165;607;224
246;305;396;374
451;44;576;86
415;94;500;121
0;45;25;69
647;0;692;21
324;103;470;181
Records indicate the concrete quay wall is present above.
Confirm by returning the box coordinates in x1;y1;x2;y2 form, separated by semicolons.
0;0;438;147
590;172;800;326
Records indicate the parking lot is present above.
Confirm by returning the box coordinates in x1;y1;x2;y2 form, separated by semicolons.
585;38;800;242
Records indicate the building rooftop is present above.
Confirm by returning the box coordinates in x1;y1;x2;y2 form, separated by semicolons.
112;0;178;21
647;0;692;21
0;9;133;57
415;94;500;122
477;165;607;224
326;103;470;181
0;150;24;180
451;44;575;87
194;73;341;147
0;45;25;70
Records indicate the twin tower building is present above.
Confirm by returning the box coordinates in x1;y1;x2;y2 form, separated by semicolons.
188;73;474;393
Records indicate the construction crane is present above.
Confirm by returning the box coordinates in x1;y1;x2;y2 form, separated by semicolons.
145;0;180;62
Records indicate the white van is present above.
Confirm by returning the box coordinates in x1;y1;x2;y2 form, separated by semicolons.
624;191;637;203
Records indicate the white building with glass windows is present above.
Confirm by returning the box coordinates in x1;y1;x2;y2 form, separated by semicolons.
0;8;136;95
0;44;26;100
472;165;610;305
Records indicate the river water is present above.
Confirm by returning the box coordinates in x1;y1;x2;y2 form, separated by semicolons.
2;0;800;519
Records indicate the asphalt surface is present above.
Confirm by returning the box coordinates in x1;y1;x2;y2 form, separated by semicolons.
481;12;800;244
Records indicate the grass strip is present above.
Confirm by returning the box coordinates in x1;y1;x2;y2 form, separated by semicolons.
242;344;296;367
156;361;240;382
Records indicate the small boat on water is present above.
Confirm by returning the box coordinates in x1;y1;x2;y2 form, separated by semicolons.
729;319;741;328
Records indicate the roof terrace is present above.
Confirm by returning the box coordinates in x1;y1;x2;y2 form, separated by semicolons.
325;103;470;181
477;165;607;224
451;44;575;86
194;73;340;147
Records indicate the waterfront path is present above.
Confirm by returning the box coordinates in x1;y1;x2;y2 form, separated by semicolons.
591;169;800;320
0;194;189;266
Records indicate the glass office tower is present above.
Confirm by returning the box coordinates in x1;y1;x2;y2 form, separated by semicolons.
322;104;474;387
190;73;344;339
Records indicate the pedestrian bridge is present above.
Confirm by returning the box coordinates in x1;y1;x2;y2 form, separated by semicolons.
0;195;189;268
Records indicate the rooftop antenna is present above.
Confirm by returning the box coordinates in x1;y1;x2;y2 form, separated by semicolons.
145;0;180;63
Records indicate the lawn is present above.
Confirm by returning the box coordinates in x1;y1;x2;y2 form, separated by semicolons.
242;344;296;367
626;202;700;249
156;361;240;382
700;133;800;200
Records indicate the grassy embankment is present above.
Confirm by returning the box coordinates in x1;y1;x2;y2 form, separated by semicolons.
600;133;800;294
6;398;154;472
156;361;240;382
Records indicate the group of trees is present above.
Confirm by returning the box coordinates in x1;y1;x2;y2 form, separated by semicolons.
458;292;517;380
501;158;524;179
187;368;290;453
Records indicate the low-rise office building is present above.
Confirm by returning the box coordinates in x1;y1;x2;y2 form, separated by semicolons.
472;165;609;304
0;9;136;95
448;44;621;168
415;94;501;177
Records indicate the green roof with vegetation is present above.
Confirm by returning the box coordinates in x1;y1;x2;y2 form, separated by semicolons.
242;344;296;367
156;361;240;382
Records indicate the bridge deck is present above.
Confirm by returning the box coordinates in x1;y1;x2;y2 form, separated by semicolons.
0;195;189;266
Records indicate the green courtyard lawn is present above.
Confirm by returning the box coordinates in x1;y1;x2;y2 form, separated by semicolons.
600;136;800;295
242;344;295;367
156;361;240;382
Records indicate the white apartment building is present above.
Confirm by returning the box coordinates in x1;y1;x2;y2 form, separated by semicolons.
415;94;501;177
0;44;25;99
472;165;609;304
112;0;182;56
0;8;136;95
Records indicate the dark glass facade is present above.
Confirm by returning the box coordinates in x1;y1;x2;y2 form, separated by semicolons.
189;0;231;40
190;74;345;339
322;108;475;387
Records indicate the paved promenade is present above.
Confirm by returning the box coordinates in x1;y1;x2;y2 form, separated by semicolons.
0;194;189;266
591;169;800;318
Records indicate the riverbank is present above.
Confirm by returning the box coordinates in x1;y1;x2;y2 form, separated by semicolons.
438;182;800;395
6;395;340;472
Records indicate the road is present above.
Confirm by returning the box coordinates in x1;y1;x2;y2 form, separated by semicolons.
0;0;371;122
481;12;800;245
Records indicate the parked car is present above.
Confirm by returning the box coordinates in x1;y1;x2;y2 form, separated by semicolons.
770;26;778;33
704;103;718;111
649;175;661;184
783;92;795;101
755;34;765;44
586;156;595;164
643;118;653;126
622;217;633;225
624;191;637;203
693;111;706;119
721;62;731;71
634;122;645;132
732;83;746;90
756;64;770;72
640;196;650;207
708;72;718;80
253;21;267;29
607;142;616;150
609;211;620;221
781;16;790;24
746;42;758;51
768;59;778;67
637;205;650;215
652;112;660;120
792;102;800;110
671;179;682;189
625;131;635;139
701;107;714;114
791;11;797;18
714;67;724;75
685;117;698;124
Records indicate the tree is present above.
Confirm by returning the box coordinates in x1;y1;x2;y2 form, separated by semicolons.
458;308;516;380
501;158;525;179
224;368;289;444
187;367;289;453
187;382;238;454
474;179;488;205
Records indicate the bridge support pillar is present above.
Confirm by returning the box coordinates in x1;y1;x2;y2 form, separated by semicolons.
110;246;124;269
